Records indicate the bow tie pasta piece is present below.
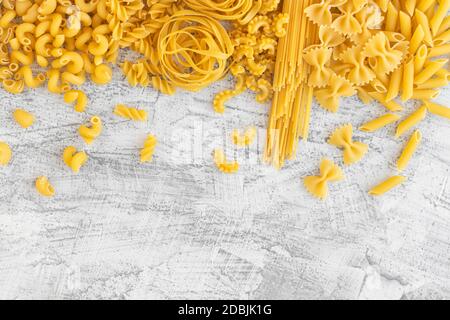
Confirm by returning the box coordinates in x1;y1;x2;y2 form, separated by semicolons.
63;146;88;173
13;109;34;128
314;74;356;112
328;124;368;165
140;134;157;163
79;116;102;145
362;32;403;75
35;176;55;197
213;149;239;174
340;45;375;85
318;25;347;48
305;0;347;27
369;176;406;196
0;141;12;166
303;47;333;88
304;159;344;200
331;0;367;35
114;104;148;121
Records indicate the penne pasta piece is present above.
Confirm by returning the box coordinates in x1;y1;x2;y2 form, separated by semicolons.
414;9;433;45
360;113;401;132
428;44;450;57
424;100;450;120
401;58;415;102
430;0;450;36
414;77;448;89
396;105;427;137
399;11;412;39
385;2;399;31
369;92;403;112
411;89;440;100
413;44;428;75
369;176;406;196
397;130;422;171
409;25;424;54
386;66;403;101
404;0;417;16
414;59;449;84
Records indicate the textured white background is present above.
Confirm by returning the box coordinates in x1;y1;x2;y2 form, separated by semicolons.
0;68;449;300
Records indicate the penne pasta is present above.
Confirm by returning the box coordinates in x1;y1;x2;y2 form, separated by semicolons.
360;113;401;132
369;176;406;196
424;100;450;120
401;58;415;101
396;105;427;137
397;130;422;171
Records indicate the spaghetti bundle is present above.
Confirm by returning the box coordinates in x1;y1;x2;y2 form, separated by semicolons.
265;0;318;168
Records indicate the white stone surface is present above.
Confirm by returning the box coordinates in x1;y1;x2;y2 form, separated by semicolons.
0;70;449;300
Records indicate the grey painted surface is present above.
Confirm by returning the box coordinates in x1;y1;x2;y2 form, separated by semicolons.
0;69;449;300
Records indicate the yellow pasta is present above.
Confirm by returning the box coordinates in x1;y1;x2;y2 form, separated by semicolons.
369;176;406;196
401;58;415;102
231;126;257;147
414;59;449;85
430;0;450;36
304;159;344;200
328;124;368;165
397;130;422;171
424;100;450;120
35;176;55;197
63;146;88;173
140;135;157;163
114;104;148;121
213;149;239;174
79;116;102;145
0;141;12;166
13;109;34;128
360;113;401;132
64;90;88;113
396;105;427;137
368;92;403;112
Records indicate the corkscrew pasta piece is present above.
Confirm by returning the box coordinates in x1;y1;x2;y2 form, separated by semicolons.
35;176;55;197
140;135;157;163
0;141;12;166
213;149;239;174
13;109;34;128
114;104;148;121
397;130;422;171
64;90;88;113
79;116;102;145
369;176;406;196
232;126;257;147
328;124;368;165
63;146;88;173
304;159;344;200
395;105;427;137
359;113;401;132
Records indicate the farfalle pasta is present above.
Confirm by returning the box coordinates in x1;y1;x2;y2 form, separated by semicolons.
314;74;355;112
304;159;344;200
328;124;368;165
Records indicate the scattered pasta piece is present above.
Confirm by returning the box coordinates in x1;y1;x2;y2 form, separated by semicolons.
360;113;401;132
395;105;427;137
304;159;344;200
35;176;55;197
114;104;148;121
79;116;102;145
397;130;422;171
0;141;12;166
369;176;406;196
213;149;239;174
328;124;368;165
13;109;34;128
140;135;157;163
424;101;450;120
231;127;257;147
63;146;88;173
64;90;88;113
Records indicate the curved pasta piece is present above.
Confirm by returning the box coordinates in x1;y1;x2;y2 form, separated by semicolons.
79;116;102;145
213;149;239;174
140;135;157;163
314;74;356;112
64;90;87;113
359;113;401;132
0;141;12;166
328;124;368;165
304;159;344;200
35;176;55;197
214;90;236;114
13;109;34;128
114;104;147;121
362;32;403;75
369;176;406;196
397;130;421;171
273;13;289;38
303;47;333;87
340;45;375;85
63;146;88;173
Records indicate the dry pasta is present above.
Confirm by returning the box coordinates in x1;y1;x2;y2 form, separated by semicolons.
79;116;102;144
397;130;422;171
140;135;157;163
63;146;88;173
360;113;401;132
114;104;148;121
231;126;257;147
304;159;344;200
0;141;12;166
13;108;34;128
328;124;368;165
369;176;406;196
213;149;239;174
